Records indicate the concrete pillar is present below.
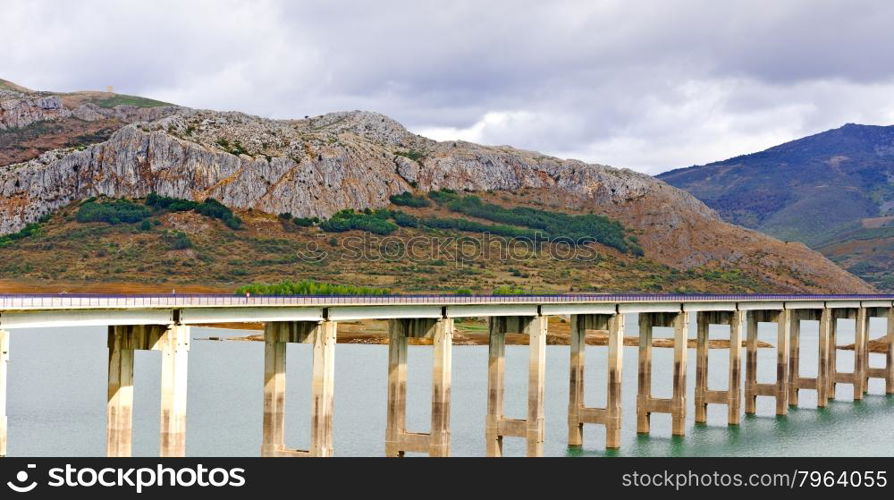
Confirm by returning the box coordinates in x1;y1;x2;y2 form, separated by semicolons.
636;314;653;434
789;312;801;407
828;313;839;399
486;315;545;457
106;328;134;457
817;307;831;408
385;320;408;457
567;315;585;447
526;316;546;457
385;318;453;457
853;308;868;400
637;311;687;436
485;318;506;457
695;311;743;426
774;310;791;415
728;311;744;425
0;330;8;457
567;313;624;450
310;321;336;457
159;325;189;457
694;314;709;424
262;320;337;457
605;313;624;449
888;308;894;395
744;312;758;415
261;324;286;456
430;319;452;457
671;312;688;436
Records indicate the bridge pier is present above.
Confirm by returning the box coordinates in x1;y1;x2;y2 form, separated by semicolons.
0;330;7;457
865;308;894;395
567;313;624;449
826;308;864;400
694;310;744;426
486;315;546;457
637;311;688;436
789;308;831;408
261;320;336;457
385;318;453;457
106;324;190;457
744;309;790;416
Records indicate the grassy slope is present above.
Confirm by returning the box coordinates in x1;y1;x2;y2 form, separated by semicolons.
0;194;769;294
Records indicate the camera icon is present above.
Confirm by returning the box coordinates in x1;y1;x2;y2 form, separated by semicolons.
7;464;38;493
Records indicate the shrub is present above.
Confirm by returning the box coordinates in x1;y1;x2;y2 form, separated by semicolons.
76;199;151;225
235;279;391;296
319;209;397;235
145;193;242;229
293;216;319;227
389;191;430;208
492;285;525;295
454;288;473;295
138;219;152;232
166;231;193;250
0;223;42;248
392;211;419;228
428;188;458;204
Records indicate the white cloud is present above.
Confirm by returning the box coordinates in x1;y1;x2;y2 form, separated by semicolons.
4;0;894;174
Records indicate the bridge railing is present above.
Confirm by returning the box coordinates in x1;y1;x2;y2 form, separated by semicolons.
0;293;893;310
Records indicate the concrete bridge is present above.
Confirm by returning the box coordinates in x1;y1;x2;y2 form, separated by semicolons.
0;293;892;457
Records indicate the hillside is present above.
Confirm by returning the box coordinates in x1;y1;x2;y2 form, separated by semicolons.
0;79;872;294
658;124;894;289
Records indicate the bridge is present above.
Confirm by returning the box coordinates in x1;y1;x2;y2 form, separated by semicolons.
0;293;892;457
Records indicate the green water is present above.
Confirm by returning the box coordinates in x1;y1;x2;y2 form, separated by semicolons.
4;317;893;456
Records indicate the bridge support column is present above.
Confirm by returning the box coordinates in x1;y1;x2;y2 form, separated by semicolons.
261;320;336;457
818;308;832;407
744;310;790;416
827;308;864;400
567;313;624;449
789;309;830;408
0;330;8;457
486;315;546;457
637;311;688;436
694;311;743;426
865;308;894;395
106;324;190;457
385;318;453;457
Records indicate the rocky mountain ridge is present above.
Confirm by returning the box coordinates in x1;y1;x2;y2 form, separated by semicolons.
0;80;873;293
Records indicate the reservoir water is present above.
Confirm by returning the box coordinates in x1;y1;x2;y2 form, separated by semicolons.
5;316;893;456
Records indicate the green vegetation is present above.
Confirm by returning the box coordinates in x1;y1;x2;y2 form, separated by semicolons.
492;285;526;295
292;216;320;227
145;192;243;229
76;199;151;224
421;216;541;239
392;211;420;227
93;94;170;108
0;222;41;248
215;138;248;156
389;191;430;208
165;231;193;250
319;209;398;235
454;288;473;295
235;279;391;296
394;150;426;162
427;192;642;254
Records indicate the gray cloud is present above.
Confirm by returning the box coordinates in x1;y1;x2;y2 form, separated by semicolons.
4;0;894;174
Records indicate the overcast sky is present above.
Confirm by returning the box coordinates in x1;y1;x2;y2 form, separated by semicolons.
5;0;894;174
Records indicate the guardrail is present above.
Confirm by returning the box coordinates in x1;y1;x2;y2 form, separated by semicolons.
1;293;893;310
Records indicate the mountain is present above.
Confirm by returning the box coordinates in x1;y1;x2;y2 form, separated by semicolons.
658;123;894;290
0;79;871;294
